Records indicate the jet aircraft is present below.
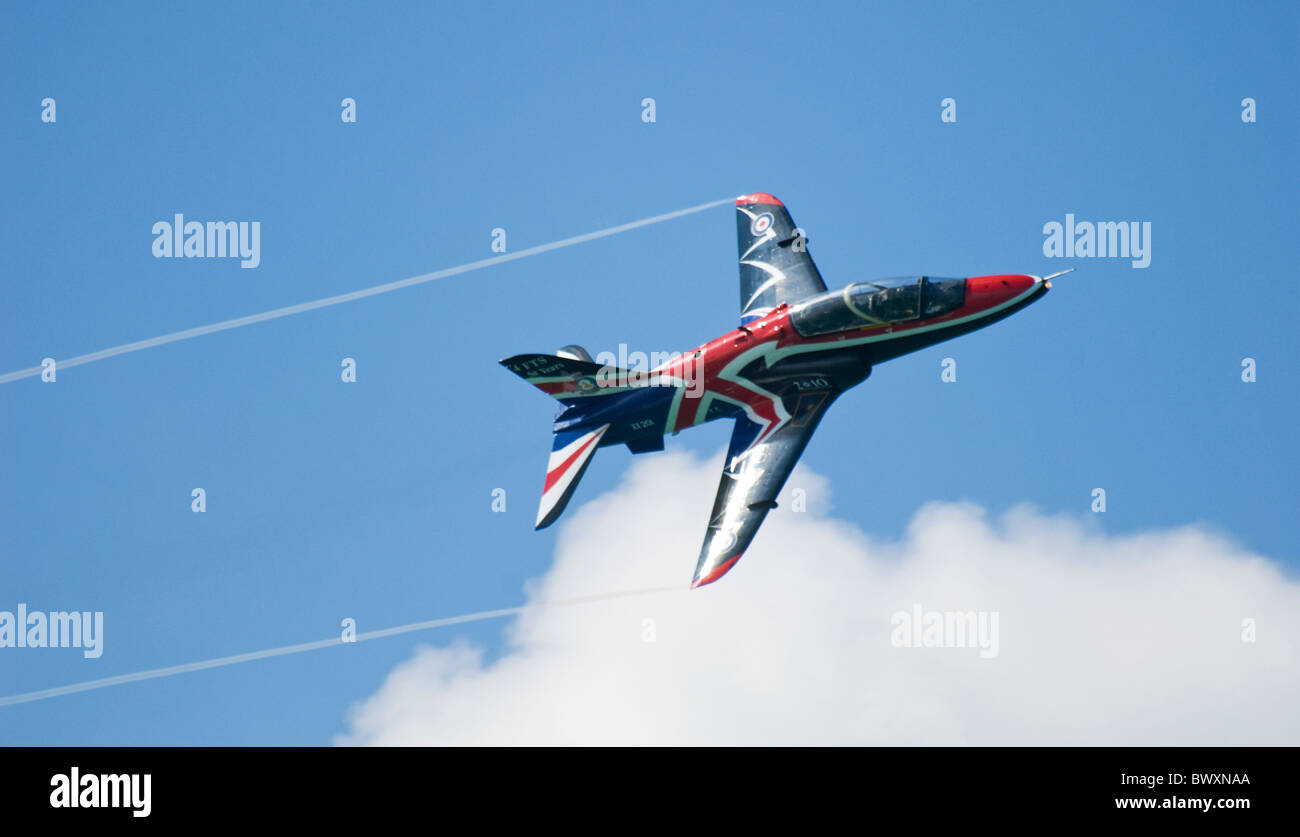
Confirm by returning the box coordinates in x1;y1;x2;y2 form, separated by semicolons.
502;193;1056;588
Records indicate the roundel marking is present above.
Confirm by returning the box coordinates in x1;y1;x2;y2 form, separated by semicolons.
750;212;774;237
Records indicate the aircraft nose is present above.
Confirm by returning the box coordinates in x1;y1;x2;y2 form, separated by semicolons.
965;274;1042;306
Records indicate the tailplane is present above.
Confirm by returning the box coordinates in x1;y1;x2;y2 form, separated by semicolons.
499;347;633;404
535;423;610;528
501;346;624;529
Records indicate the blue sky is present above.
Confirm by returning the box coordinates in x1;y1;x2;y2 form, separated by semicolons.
1;1;1296;744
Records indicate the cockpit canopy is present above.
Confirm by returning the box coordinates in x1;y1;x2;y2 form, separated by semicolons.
789;276;966;337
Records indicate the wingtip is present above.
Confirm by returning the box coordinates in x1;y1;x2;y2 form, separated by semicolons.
735;192;783;207
691;554;743;589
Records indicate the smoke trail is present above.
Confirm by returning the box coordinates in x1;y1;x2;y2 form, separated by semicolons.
1;197;734;384
0;586;684;707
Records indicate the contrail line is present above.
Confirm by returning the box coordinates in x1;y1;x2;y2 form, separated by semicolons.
1;197;734;384
0;585;684;707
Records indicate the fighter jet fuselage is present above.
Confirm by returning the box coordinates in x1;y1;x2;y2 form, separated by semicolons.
502;193;1050;587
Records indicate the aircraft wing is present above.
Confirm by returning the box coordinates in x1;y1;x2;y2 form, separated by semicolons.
691;388;837;588
735;193;828;324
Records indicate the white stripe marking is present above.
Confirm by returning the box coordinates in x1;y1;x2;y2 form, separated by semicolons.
739;260;787;312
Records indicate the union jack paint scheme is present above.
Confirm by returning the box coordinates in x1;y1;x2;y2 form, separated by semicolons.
501;193;1055;588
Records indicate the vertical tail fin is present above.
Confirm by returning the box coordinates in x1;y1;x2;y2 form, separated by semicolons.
734;193;827;324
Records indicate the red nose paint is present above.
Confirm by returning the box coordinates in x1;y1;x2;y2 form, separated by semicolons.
965;274;1037;309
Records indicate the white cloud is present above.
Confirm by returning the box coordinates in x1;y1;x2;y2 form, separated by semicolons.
337;449;1300;746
